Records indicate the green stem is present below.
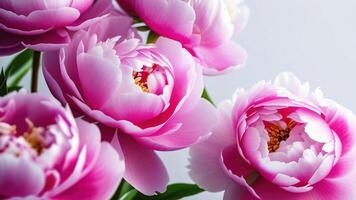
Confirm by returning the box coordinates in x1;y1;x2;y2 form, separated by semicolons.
147;31;159;44
31;51;41;93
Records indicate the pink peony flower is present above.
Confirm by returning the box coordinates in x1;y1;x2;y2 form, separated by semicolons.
116;0;249;75
0;91;124;199
42;14;217;195
0;0;114;55
189;73;356;199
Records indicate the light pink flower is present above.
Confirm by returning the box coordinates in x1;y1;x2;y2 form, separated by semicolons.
0;0;113;55
189;73;356;199
116;0;249;75
42;14;217;195
0;91;124;199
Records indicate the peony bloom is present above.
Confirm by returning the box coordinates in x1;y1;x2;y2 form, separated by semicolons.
116;0;249;75
189;73;356;199
0;0;113;55
0;91;124;199
43;14;217;195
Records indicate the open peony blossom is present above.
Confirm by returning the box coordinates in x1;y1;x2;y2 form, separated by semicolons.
0;0;114;55
189;73;356;199
42;14;217;195
0;91;123;199
116;0;249;75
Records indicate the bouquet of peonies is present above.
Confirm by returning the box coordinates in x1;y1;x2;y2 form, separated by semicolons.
0;0;355;200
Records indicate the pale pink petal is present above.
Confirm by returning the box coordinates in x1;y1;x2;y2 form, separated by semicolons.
193;40;247;75
138;99;217;150
189;101;238;192
133;0;195;42
119;134;168;195
76;52;121;109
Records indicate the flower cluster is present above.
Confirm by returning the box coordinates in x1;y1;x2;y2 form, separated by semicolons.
0;1;355;200
189;73;356;199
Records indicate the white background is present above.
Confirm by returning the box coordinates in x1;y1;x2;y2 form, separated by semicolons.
1;0;356;199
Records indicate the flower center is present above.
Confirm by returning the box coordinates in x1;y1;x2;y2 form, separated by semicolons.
132;64;168;94
22;119;47;155
132;65;157;93
266;120;296;152
0;119;54;157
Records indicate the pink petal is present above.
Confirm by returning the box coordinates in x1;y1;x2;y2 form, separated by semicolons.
243;175;356;200
76;51;121;109
42;50;66;103
137;99;216;150
188;102;237;192
134;0;195;42
0;7;79;35
0;30;23;55
23;29;70;51
193;40;247;75
100;93;165;124
53;143;124;200
66;0;112;31
119;134;168;195
0;155;45;197
191;0;233;46
86;14;134;42
223;183;250;200
221;145;255;179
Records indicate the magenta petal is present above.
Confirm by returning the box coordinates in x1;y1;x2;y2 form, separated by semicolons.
53;143;124;200
0;155;45;197
42;50;66;103
223;183;249;200
119;134;168;195
221;145;254;178
23;29;70;51
0;30;23;55
66;0;112;31
75;119;101;169
245;175;356;200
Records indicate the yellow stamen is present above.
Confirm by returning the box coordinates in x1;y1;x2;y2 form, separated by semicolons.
267;121;295;152
23;119;45;155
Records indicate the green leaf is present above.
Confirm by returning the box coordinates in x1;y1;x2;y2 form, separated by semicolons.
202;88;215;106
6;49;33;77
111;180;134;200
9;60;31;87
119;189;138;200
147;31;159;44
0;69;8;96
134;183;204;200
7;86;22;93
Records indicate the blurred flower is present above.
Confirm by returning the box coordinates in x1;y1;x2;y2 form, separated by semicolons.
42;14;217;195
0;91;123;199
0;0;113;55
189;73;356;199
116;0;249;75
